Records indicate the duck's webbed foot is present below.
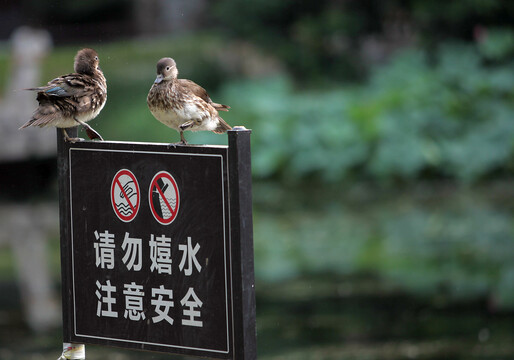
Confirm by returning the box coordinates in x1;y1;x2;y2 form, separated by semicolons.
167;133;188;149
63;128;84;143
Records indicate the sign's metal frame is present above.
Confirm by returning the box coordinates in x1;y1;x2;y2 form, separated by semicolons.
57;127;256;360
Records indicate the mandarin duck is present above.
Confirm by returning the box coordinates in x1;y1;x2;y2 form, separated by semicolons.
147;57;231;145
19;48;107;142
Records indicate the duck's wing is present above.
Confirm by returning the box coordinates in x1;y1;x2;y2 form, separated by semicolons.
178;79;230;111
20;74;98;129
19;93;76;128
25;73;95;98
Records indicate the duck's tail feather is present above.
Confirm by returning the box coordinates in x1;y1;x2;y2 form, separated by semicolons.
212;103;230;112
213;117;232;134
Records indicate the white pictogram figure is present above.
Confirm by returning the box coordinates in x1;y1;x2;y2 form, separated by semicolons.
121;232;142;271
180;287;203;327
123;282;145;321
111;169;140;222
95;280;117;318
179;237;202;276
93;230;115;269
149;172;179;225
150;234;172;274
151;285;174;325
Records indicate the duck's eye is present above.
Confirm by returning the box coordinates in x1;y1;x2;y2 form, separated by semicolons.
94;56;99;61
166;66;171;71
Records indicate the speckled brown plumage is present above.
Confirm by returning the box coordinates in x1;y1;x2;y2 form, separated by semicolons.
147;57;231;144
20;48;107;142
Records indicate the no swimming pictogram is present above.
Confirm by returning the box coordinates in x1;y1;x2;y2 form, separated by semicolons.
149;171;180;225
111;169;140;222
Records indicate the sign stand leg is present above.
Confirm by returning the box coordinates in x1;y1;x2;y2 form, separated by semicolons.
228;126;257;360
57;128;83;360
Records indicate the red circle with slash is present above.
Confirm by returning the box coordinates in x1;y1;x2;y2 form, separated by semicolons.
149;171;180;225
111;169;140;222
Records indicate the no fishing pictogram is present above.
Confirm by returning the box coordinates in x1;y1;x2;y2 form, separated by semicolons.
149;171;180;225
111;169;140;222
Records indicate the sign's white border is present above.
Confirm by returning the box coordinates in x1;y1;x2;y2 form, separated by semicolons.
69;147;232;354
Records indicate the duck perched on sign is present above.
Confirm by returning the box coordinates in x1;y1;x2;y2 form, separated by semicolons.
19;48;107;142
147;57;231;145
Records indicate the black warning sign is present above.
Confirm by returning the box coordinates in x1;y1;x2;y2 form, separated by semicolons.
63;142;233;358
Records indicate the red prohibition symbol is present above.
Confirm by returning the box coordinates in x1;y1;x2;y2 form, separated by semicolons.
149;171;180;225
111;169;140;222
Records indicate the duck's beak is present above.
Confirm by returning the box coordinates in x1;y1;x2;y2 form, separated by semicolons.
154;74;163;84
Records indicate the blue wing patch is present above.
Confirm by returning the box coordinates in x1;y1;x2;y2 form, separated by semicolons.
45;86;68;96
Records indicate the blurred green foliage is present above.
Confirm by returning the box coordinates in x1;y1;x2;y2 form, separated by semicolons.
214;0;514;83
222;39;514;183
253;182;514;309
